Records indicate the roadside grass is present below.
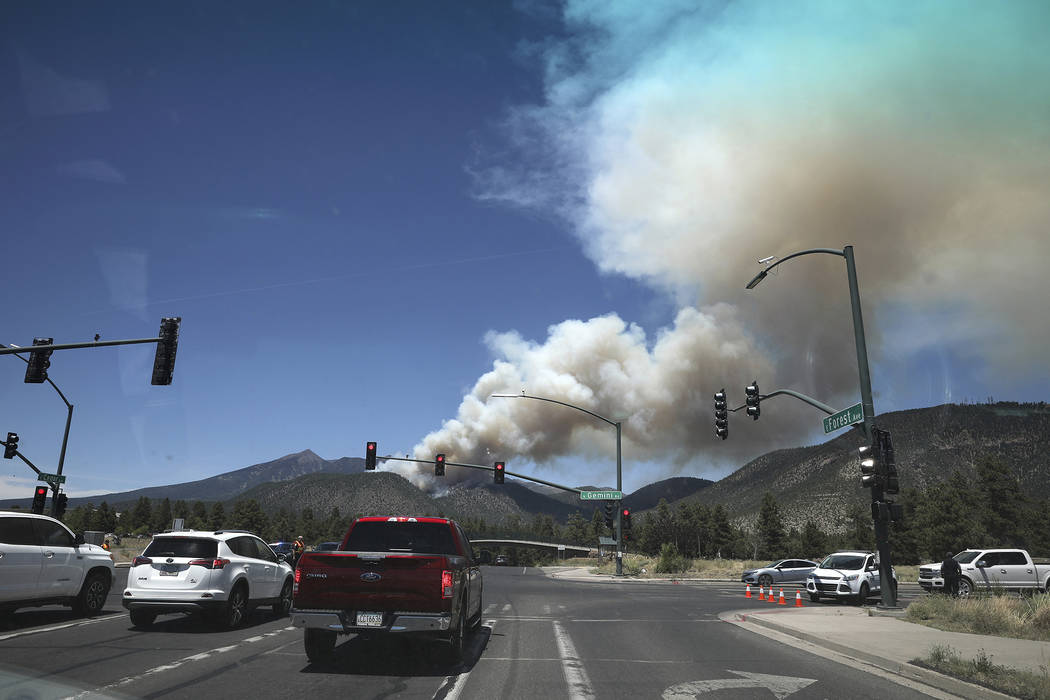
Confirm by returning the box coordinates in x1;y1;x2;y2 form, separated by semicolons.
915;644;1050;700
565;555;919;582
907;592;1050;643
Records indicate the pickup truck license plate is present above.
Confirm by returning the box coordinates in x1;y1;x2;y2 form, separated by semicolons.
356;612;383;627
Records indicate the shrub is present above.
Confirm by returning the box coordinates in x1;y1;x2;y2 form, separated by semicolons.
655;543;690;574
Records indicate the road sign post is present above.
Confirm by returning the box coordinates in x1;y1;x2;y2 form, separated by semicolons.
822;402;863;434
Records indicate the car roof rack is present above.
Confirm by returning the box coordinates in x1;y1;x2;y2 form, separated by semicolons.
213;529;255;535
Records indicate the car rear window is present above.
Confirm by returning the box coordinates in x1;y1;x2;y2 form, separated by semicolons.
345;522;457;555
144;537;218;559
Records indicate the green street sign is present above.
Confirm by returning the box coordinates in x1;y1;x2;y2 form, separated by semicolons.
580;490;622;501
37;472;67;484
823;402;864;434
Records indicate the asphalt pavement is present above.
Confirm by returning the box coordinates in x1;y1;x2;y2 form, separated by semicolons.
549;566;1050;699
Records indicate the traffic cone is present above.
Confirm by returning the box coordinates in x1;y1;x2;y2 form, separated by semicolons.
778;588;786;605
758;586;765;600
770;586;779;603
795;591;804;607
745;584;752;598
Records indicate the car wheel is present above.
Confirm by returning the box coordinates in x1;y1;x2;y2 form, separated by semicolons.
304;629;336;663
809;593;820;603
130;609;156;627
272;579;293;617
73;572;109;616
442;602;466;665
856;582;870;604
758;574;773;588
215;583;248;630
958;578;973;598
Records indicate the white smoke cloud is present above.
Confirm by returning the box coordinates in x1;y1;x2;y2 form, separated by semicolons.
397;0;1050;487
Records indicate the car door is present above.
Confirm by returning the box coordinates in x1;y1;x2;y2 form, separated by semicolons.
249;537;280;598
0;516;43;602
864;555;879;591
997;551;1031;588
781;560;808;583
456;524;482;620
32;518;81;597
974;552;1001;589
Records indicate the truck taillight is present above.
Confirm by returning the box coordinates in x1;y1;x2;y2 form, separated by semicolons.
188;558;229;569
132;556;152;567
295;568;302;584
441;570;453;598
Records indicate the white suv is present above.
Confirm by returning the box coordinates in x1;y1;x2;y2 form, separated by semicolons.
123;529;294;629
805;551;897;603
0;511;115;618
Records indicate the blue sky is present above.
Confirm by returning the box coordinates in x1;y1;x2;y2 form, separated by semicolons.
2;1;1048;501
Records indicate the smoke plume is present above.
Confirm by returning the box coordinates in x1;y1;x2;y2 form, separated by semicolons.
393;0;1050;488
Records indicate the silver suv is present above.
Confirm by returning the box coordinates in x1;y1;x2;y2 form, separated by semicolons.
123;529;294;629
0;511;115;618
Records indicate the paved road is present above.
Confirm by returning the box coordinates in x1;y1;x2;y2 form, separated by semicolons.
0;567;939;699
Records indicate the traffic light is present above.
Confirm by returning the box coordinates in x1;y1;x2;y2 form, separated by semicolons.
714;389;728;440
31;486;47;515
53;492;68;519
24;338;53;384
745;381;760;420
151;317;181;385
365;441;377;470
435;453;445;477
3;432;17;459
858;440;878;488
604;502;614;529
494;461;505;484
621;508;632;540
879;429;899;495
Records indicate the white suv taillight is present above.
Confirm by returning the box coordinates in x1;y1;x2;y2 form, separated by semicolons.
132;556;152;567
441;570;453;598
188;558;230;569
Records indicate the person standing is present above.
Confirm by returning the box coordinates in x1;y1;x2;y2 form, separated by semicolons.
293;535;305;567
941;550;962;597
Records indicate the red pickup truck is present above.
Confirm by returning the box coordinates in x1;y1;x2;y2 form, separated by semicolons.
291;516;483;663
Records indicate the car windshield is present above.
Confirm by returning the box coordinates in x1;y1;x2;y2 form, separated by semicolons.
143;538;217;559
955;551;982;564
820;555;866;570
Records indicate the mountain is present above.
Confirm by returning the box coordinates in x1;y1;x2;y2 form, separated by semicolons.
681;402;1050;533
623;477;713;512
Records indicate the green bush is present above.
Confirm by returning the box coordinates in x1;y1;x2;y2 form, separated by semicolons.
655;543;690;574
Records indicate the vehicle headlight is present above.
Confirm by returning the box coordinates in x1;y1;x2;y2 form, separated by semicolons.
843;574;858;581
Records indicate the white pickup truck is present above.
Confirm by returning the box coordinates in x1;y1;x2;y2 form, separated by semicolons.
918;549;1050;596
0;511;115;617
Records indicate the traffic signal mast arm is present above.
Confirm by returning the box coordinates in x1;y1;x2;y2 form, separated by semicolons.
742;389;841;416
1;437;43;475
373;454;584;496
0;336;164;356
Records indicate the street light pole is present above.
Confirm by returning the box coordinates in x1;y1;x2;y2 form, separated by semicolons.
490;393;625;576
746;245;896;607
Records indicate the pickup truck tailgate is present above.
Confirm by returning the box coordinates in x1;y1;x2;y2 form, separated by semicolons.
294;552;456;612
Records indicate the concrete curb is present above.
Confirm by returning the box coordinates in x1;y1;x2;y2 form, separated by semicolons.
728;610;1014;700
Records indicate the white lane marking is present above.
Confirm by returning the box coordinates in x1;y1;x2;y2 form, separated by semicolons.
68;631;290;698
433;619;496;700
243;635;264;643
521;567;526;575
0;613;125;642
552;620;594;700
543;604;551;615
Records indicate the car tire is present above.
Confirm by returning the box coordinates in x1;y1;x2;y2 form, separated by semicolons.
72;572;109;617
272;579;293;617
856;582;870;604
130;609;156;627
442;602;466;665
758;574;773;588
809;593;820;603
215;583;248;630
958;578;973;598
304;628;336;663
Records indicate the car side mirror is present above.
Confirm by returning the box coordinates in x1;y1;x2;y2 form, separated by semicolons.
976;560;988;568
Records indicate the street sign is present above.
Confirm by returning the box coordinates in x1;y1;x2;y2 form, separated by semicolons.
580;490;622;500
37;472;66;484
822;402;863;434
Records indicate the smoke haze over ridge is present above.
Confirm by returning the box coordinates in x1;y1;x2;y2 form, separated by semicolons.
390;0;1050;489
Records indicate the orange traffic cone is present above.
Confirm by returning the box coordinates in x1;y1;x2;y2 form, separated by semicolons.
745;584;752;598
778;588;787;605
795;591;804;607
758;586;765;600
769;587;779;603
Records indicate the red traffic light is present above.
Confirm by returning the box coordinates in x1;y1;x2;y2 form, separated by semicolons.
365;441;378;470
436;454;444;462
35;486;47;497
622;509;629;517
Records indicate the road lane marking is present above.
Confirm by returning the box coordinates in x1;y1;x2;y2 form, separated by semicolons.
433;619;496;700
0;613;125;642
552;620;594;700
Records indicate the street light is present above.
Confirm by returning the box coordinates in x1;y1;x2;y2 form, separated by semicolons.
745;245;896;608
489;392;626;576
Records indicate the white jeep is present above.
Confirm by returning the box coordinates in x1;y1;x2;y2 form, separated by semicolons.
805;551;896;603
